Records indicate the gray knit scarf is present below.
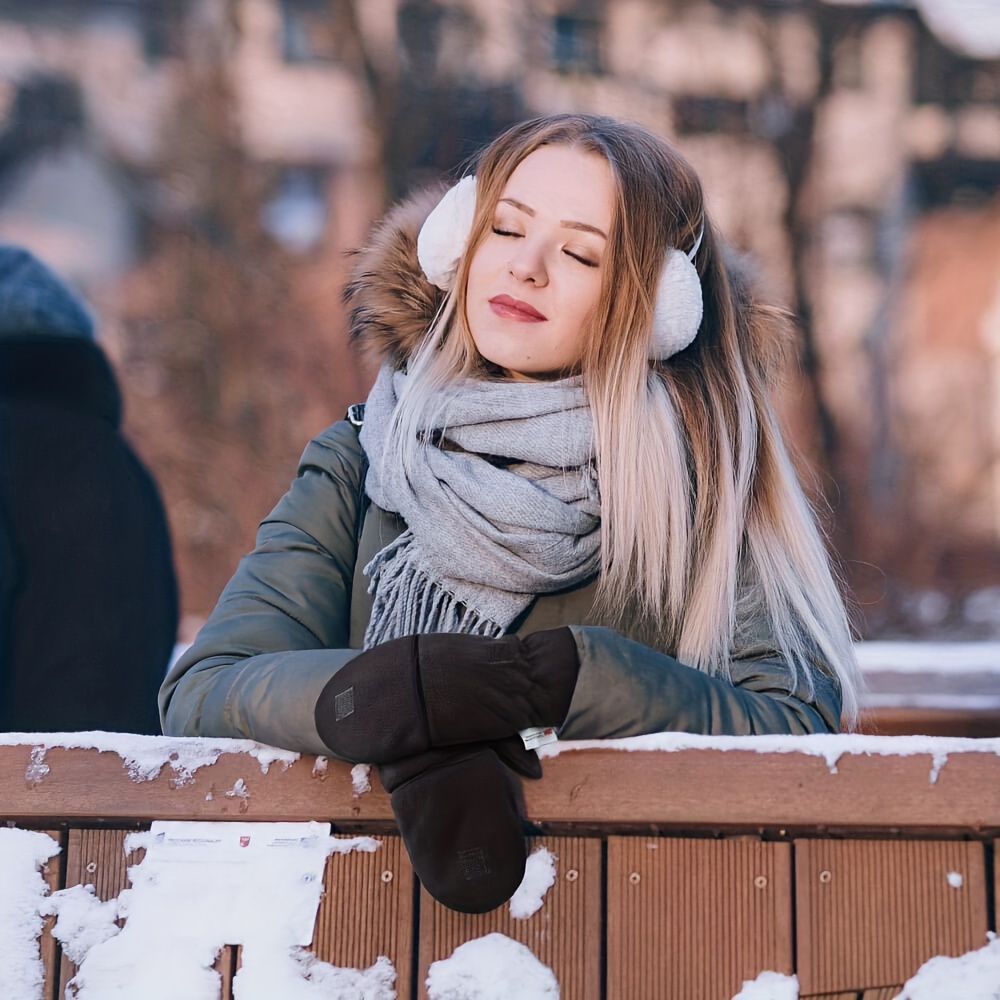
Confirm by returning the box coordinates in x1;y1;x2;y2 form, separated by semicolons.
359;364;601;648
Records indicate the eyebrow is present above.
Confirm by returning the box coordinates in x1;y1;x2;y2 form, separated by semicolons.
499;197;607;239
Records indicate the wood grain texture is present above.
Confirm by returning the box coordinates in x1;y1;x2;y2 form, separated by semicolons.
606;836;793;1000
417;836;602;1000
311;834;414;998
0;744;395;823
34;828;63;1000
3;744;1000;831
795;839;988;994
799;993;861;999
58;828;134;993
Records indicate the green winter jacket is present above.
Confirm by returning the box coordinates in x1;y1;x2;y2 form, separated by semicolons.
159;418;843;755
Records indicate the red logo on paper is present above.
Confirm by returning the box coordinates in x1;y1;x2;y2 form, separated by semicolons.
239;836;251;848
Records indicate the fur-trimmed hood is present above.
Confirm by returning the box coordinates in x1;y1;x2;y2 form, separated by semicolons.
344;186;447;367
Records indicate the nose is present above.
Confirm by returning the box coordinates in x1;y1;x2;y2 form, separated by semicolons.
507;242;548;286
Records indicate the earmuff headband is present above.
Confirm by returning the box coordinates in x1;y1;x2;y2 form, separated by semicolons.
416;177;704;360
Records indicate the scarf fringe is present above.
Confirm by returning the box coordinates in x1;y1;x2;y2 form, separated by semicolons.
363;531;505;648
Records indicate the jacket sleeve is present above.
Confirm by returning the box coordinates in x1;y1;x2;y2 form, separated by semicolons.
559;625;843;739
158;421;367;755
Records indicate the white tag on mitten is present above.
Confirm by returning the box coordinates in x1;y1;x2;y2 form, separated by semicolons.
519;726;558;751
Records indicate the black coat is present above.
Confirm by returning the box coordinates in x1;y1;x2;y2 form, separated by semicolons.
1;335;178;733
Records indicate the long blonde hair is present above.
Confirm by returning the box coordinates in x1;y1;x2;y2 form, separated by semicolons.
389;114;861;724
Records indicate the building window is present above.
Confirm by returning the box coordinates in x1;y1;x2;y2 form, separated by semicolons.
261;167;328;252
550;14;602;74
280;0;339;64
142;1;186;61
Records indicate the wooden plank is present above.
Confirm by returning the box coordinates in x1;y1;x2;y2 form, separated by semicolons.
859;707;1000;739
58;828;134;994
522;747;1000;829
0;745;394;824
606;836;793;1000
311;834;414;997
795;839;988;994
36;829;63;1000
799;992;900;999
417;836;601;1000
4;743;1000;830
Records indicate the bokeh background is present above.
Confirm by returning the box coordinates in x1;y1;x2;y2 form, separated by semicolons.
2;0;999;645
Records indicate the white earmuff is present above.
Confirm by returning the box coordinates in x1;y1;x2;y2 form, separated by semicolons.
650;227;704;361
416;175;478;291
416;177;705;360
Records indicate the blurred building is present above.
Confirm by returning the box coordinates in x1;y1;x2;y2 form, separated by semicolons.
1;0;999;640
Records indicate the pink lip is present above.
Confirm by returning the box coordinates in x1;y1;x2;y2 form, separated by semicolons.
489;295;547;322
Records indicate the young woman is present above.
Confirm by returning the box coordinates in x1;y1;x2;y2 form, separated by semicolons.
160;114;861;914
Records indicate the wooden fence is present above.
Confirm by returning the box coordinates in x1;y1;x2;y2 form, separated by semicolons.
2;734;998;999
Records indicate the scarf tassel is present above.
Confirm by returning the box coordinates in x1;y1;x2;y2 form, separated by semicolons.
363;532;505;649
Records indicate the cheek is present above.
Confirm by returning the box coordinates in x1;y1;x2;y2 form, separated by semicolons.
567;275;603;325
467;240;504;284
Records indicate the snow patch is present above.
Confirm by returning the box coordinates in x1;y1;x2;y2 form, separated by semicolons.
539;732;1000;784
0;732;299;786
0;829;61;1000
330;835;382;855
426;933;559;999
351;763;372;796
730;970;799;1000
43;884;120;965
510;847;558;920
895;933;1000;999
41;821;391;999
234;949;396;999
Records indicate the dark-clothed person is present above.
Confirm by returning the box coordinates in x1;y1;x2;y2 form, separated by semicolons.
0;245;178;733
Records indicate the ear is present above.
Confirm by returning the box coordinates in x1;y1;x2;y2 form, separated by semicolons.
650;248;703;360
416;176;478;291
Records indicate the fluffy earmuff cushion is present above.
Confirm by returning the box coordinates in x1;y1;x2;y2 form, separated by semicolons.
416;175;478;291
651;249;703;360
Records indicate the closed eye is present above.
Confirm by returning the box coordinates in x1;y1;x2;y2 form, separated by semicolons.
492;227;522;238
565;250;598;268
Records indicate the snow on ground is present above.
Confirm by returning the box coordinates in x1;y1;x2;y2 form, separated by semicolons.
730;971;799;1000
0;829;61;1000
425;933;559;1000
2;824;394;1000
894;934;1000;999
509;847;558;919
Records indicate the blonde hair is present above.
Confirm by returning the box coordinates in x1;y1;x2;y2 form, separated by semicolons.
390;114;861;725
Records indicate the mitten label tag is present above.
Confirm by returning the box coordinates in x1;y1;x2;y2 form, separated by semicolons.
519;726;558;750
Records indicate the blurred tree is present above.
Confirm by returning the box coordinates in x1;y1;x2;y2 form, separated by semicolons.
335;0;525;203
117;0;364;614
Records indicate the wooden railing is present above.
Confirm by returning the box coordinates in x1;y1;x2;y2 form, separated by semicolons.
3;733;999;999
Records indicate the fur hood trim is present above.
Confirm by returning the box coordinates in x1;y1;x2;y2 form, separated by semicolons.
344;185;447;366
